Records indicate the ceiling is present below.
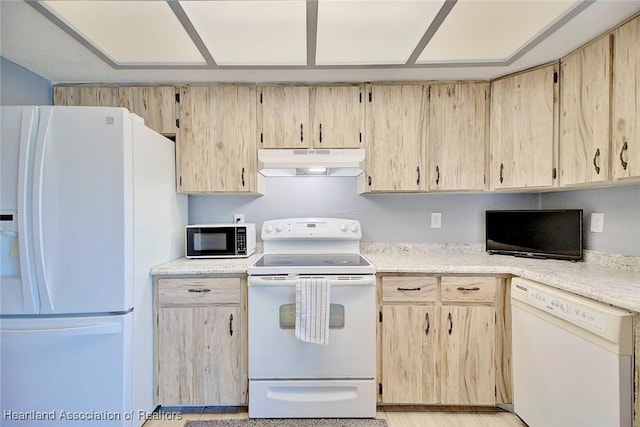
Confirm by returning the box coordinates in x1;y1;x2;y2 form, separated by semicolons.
1;0;640;84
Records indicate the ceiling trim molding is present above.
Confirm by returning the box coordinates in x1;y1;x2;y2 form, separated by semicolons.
406;0;457;65
166;0;216;66
306;0;318;67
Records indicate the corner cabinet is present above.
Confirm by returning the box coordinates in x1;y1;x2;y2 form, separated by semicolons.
378;275;509;406
560;35;613;186
489;63;559;190
364;84;428;192
612;15;640;180
176;86;260;193
428;82;488;191
154;277;246;405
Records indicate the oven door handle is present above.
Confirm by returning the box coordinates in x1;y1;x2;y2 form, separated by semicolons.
248;276;375;286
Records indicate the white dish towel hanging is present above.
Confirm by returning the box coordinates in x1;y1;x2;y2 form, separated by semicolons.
295;277;330;345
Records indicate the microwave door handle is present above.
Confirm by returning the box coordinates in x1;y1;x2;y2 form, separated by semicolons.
16;108;40;314
31;108;54;313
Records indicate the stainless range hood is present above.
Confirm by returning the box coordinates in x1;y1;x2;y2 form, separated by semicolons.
258;149;365;177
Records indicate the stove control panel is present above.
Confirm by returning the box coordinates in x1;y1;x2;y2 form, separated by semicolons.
262;218;361;240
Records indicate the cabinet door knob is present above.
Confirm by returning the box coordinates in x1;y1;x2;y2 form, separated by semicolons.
499;163;504;184
435;165;440;186
416;166;421;186
620;141;628;171
447;312;453;335
368;176;372;186
241;167;245;187
319;123;322;143
425;312;430;336
300;123;304;143
229;313;234;336
593;148;601;174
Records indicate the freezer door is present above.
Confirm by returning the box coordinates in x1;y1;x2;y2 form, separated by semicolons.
0;313;134;426
1;107;40;314
33;107;133;314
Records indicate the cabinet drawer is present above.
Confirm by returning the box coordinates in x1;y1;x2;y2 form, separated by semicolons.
382;276;437;303
440;277;496;303
157;278;241;306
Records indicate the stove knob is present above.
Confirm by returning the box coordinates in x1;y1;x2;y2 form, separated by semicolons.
350;223;359;233
339;223;348;232
264;224;273;233
275;224;284;232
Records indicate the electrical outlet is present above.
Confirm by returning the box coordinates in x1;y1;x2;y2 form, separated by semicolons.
590;212;604;233
430;212;442;229
233;214;245;224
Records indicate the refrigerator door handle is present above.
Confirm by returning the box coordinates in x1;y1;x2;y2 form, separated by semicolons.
31;108;54;312
16;108;40;314
1;323;122;337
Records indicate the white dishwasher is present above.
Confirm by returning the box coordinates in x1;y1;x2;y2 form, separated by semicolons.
511;278;634;427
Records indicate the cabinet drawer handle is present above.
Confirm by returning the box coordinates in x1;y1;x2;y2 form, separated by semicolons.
435;165;440;186
447;312;453;335
593;148;601;174
229;313;234;336
456;287;480;292
397;287;421;292
425;312;430;336
620;141;628;170
499;163;504;184
187;288;211;293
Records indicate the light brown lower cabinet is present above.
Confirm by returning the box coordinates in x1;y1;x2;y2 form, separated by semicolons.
378;275;504;406
154;277;246;405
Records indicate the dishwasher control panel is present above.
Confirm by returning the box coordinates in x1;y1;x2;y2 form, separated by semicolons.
526;286;606;332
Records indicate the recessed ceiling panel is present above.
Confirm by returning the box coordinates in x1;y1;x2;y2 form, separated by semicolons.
180;0;307;66
417;0;580;63
40;1;205;65
316;0;446;65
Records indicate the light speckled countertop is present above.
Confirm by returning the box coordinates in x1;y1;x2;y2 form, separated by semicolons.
151;246;640;313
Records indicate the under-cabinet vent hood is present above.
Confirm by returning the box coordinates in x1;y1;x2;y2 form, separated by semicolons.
258;149;365;177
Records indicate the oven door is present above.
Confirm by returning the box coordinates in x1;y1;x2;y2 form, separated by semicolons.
248;275;376;379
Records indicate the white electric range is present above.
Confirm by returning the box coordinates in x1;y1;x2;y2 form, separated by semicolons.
247;218;376;419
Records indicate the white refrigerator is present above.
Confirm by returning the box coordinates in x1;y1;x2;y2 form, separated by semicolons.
0;106;187;426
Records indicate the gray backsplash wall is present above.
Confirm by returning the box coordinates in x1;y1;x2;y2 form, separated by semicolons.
189;177;540;244
540;185;640;256
0;57;52;105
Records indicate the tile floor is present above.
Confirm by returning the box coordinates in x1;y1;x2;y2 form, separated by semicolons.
142;407;528;427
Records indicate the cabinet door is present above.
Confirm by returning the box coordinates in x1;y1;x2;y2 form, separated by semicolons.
53;86;119;107
258;86;310;148
156;306;241;405
118;86;177;135
380;305;435;403
429;83;488;191
439;306;495;405
365;84;427;192
560;35;612;185
612;16;640;179
310;85;364;148
490;64;558;190
177;86;257;193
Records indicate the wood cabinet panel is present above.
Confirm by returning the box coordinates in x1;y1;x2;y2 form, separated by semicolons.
381;305;436;403
157;278;241;306
612;15;640;179
490;64;558;190
429;82;488;191
381;276;437;303
177;85;257;193
310;85;364;148
440;277;497;304
365;84;427;192
560;35;612;185
156;306;241;404
258;86;310;148
439;306;496;405
118;86;177;135
53;86;119;107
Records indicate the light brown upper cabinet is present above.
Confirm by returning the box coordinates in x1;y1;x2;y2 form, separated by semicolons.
257;84;364;149
489;63;559;190
176;86;259;194
54;85;119;108
54;85;177;135
118;86;177;135
612;15;640;180
364;84;428;192
428;82;488;191
560;35;612;186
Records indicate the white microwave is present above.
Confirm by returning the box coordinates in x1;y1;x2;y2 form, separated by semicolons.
185;223;256;259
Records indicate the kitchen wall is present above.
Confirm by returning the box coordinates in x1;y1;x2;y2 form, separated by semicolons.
0;57;52;105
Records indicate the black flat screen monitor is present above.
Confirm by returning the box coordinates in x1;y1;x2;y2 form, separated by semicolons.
486;209;583;261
